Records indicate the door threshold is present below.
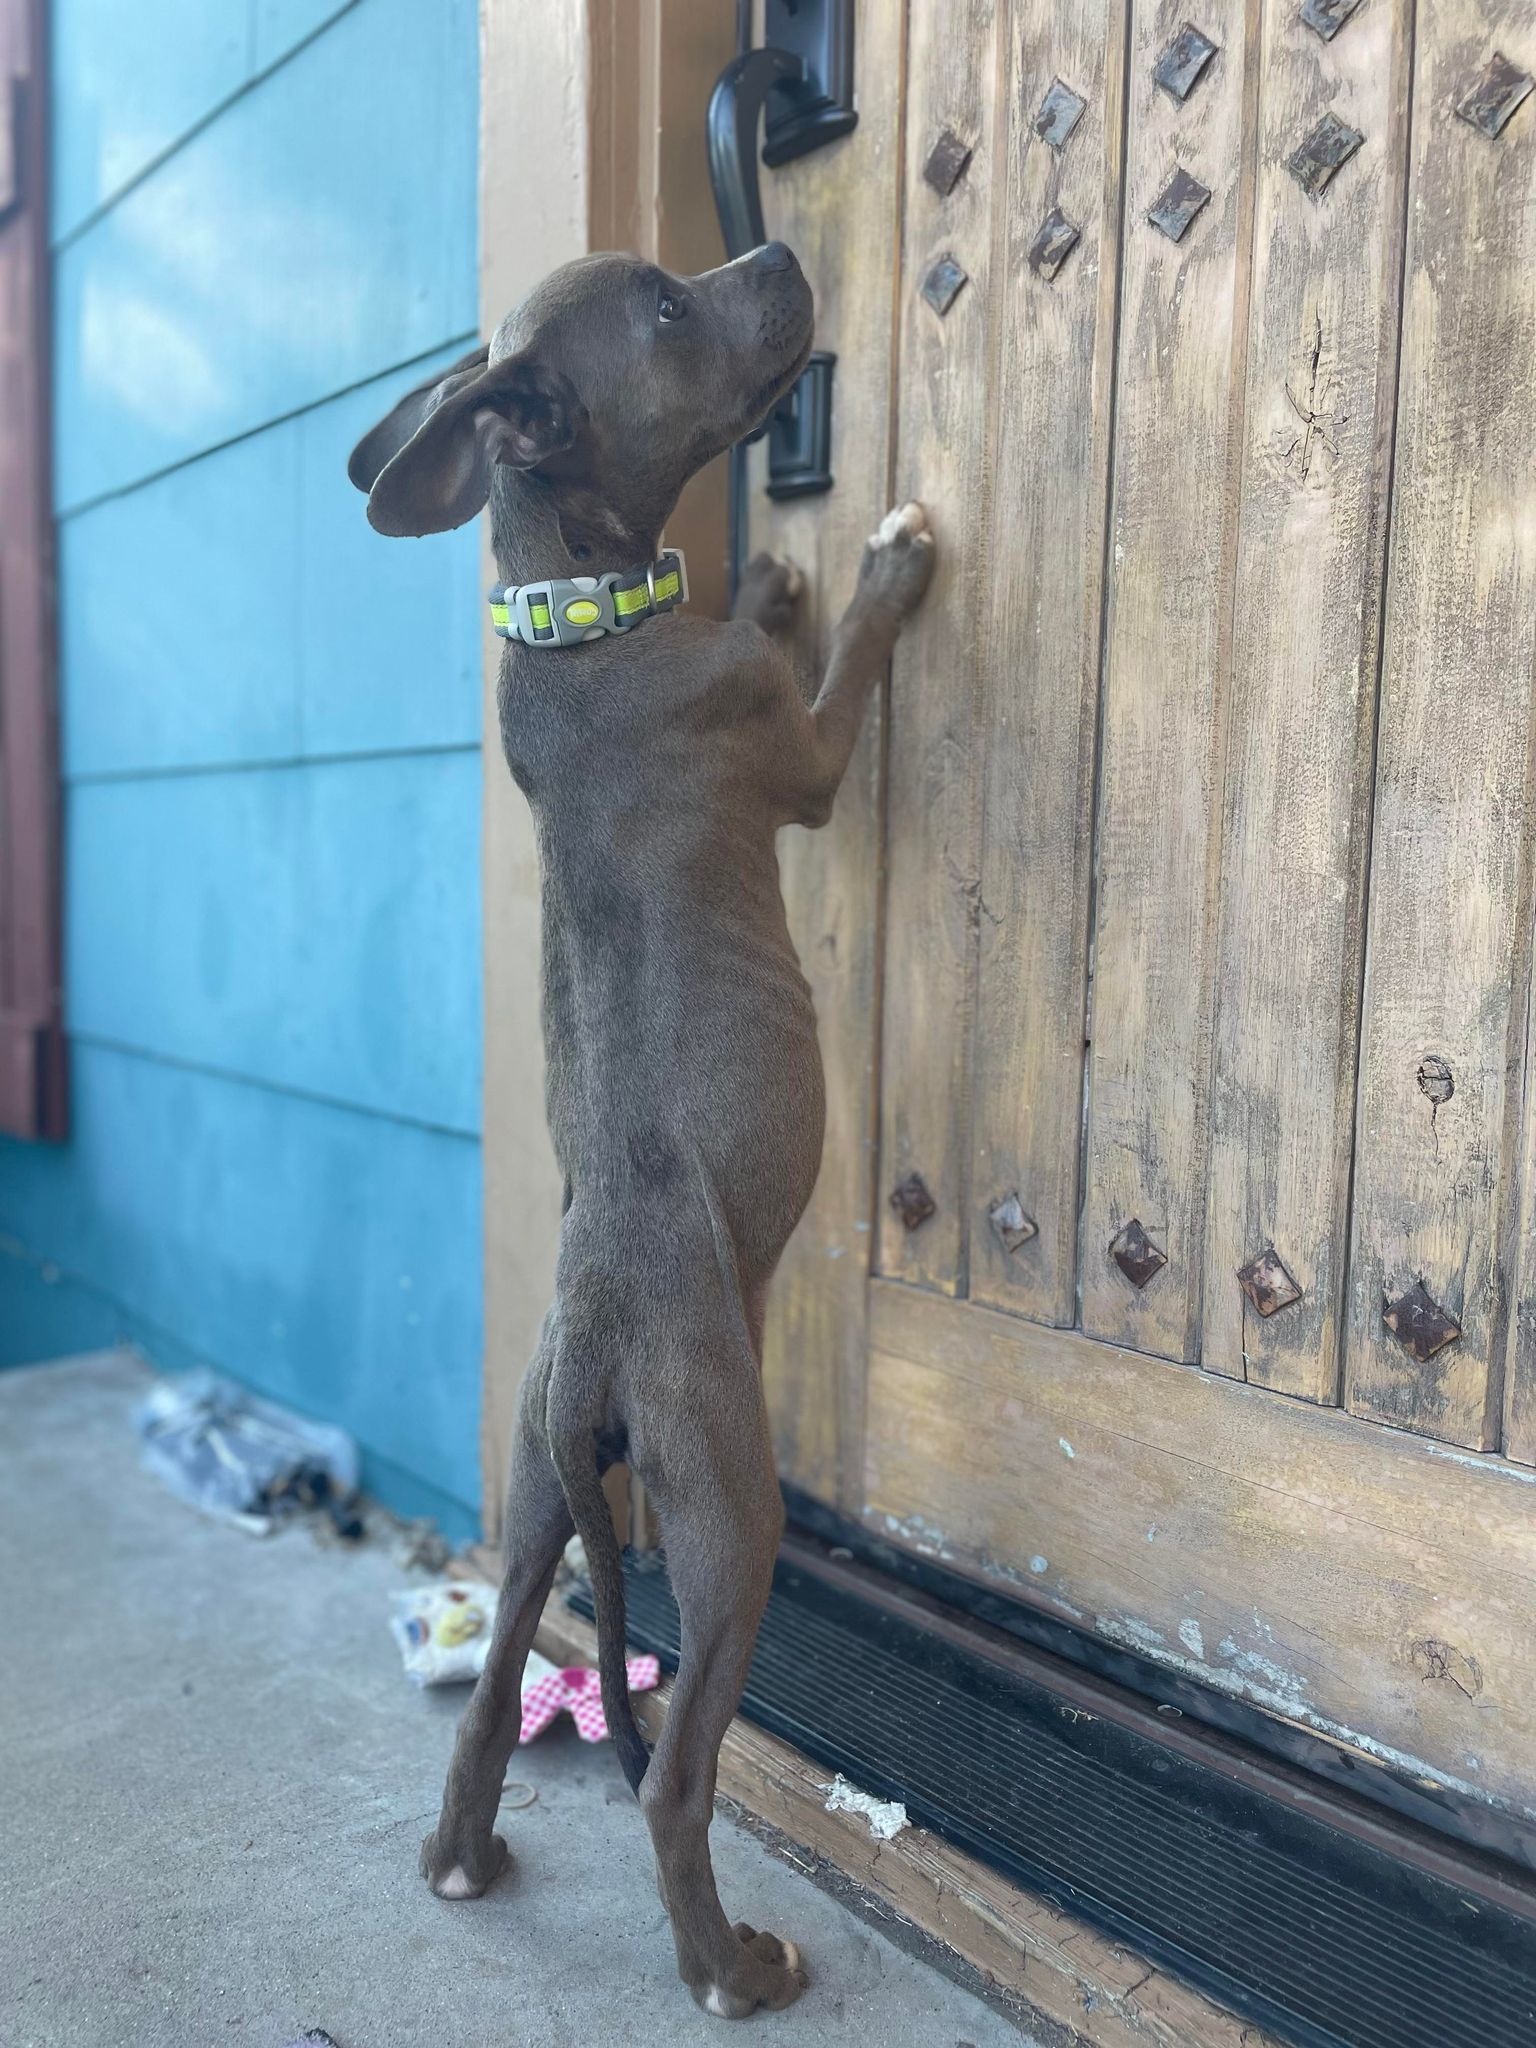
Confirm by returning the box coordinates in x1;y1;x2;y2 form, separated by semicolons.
561;1538;1536;2048
536;1591;1277;2048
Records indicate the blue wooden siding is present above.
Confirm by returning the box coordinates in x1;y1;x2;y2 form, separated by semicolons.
0;0;484;1538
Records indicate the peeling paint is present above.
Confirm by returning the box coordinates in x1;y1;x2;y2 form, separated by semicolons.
1058;1438;1077;1459
1217;1635;1305;1697
1422;1443;1536;1484
1145;1525;1158;1542
1029;1555;1049;1575
1177;1619;1206;1660
1100;1617;1496;1808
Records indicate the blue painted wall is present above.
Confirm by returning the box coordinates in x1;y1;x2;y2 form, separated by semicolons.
0;0;485;1538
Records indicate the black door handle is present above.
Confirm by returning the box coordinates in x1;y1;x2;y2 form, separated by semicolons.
707;2;856;596
708;47;804;264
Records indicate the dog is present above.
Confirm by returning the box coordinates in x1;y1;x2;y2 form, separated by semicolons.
349;241;933;2018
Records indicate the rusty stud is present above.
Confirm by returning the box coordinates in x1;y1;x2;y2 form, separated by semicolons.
1153;24;1219;103
920;253;969;317
1147;167;1211;243
923;127;974;197
1300;0;1363;41
1456;52;1534;139
1383;1281;1462;1363
1237;1246;1302;1318
988;1191;1039;1255
890;1172;937;1231
1109;1218;1167;1289
1029;208;1081;282
1288;112;1364;199
1032;79;1087;151
1416;1054;1454;1108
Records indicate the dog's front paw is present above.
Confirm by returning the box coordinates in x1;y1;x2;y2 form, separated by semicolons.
859;501;935;619
733;551;804;634
420;1826;510;1900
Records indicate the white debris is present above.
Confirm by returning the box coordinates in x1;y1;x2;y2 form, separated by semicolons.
823;1774;909;1841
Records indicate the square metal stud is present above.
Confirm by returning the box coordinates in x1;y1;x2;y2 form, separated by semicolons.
1109;1218;1167;1289
1153;24;1219;103
1456;52;1535;140
923;126;974;196
1288;112;1364;199
1028;207;1081;282
988;1191;1039;1255
1299;0;1363;41
920;252;969;317
1147;167;1212;242
890;1172;937;1231
1033;78;1087;151
1382;1281;1462;1363
1237;1246;1303;1318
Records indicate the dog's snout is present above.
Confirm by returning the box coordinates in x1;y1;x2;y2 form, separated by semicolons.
754;240;796;274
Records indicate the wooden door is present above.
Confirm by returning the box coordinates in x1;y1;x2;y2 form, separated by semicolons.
750;0;1536;1838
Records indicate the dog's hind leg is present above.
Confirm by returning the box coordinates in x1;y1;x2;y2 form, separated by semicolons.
420;1359;574;1901
629;1367;806;2017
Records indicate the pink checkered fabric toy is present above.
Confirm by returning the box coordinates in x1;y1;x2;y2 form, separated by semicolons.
519;1655;661;1745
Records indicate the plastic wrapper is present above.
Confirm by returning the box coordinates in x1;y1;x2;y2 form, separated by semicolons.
389;1582;500;1685
135;1371;360;1535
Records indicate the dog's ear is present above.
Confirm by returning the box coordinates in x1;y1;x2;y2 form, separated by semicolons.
348;348;584;537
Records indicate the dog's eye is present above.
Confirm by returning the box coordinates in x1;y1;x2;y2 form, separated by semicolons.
657;291;686;324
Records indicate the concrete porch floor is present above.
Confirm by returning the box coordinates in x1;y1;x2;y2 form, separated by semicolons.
0;1354;1028;2048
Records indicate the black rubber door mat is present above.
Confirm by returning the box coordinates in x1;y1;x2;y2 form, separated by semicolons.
569;1553;1536;2048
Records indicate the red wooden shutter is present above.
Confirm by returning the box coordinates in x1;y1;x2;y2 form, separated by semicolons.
0;0;64;1140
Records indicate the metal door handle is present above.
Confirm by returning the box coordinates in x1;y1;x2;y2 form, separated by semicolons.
708;47;804;264
706;2;857;592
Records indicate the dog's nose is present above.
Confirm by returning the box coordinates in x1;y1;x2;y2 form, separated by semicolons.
754;240;795;273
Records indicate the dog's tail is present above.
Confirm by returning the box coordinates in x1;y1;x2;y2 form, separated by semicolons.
546;1377;651;1797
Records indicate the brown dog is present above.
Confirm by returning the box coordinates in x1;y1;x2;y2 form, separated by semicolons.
350;242;933;2018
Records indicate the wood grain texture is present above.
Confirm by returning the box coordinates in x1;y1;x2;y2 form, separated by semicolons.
536;1594;1280;2048
865;1280;1536;1825
876;0;1005;1295
1078;0;1256;1360
1507;961;1536;1463
1200;0;1412;1396
965;0;1128;1325
1344;3;1536;1447
752;0;908;1508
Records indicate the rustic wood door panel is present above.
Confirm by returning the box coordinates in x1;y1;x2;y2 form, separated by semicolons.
1201;0;1412;1399
746;0;1536;1826
752;0;907;1512
1344;0;1536;1450
1077;0;1256;1362
876;0;1004;1298
965;0;1126;1327
864;1283;1536;1825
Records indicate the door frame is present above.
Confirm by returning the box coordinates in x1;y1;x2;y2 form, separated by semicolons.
477;0;737;1541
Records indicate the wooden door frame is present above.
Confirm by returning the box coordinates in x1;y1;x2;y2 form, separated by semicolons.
477;0;737;1542
0;0;66;1142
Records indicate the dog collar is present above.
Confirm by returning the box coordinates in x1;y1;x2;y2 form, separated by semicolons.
489;550;688;648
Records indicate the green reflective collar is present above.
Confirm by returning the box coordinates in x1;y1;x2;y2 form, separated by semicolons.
489;550;688;648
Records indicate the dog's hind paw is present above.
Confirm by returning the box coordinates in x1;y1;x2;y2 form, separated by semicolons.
689;1924;808;2018
420;1827;510;1900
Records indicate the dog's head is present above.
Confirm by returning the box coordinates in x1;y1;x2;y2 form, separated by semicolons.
348;244;813;550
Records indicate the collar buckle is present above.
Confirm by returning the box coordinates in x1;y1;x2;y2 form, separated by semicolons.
490;551;688;649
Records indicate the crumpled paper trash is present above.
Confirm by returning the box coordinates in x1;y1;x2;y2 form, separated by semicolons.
824;1772;910;1841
